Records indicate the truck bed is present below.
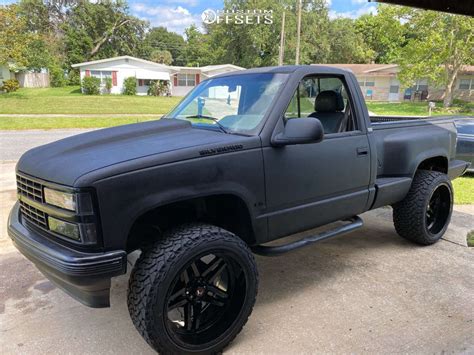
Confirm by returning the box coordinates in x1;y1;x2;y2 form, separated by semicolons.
370;114;468;125
368;115;460;210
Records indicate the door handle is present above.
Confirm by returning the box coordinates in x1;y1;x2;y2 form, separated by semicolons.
357;147;368;156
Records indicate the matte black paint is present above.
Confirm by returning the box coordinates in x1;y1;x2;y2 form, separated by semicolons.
8;65;470;307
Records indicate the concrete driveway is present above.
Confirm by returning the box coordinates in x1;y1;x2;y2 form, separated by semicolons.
0;130;473;354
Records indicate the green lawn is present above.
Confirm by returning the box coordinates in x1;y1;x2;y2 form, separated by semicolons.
0;87;473;130
0;116;161;130
0;86;181;114
452;175;474;205
366;101;473;116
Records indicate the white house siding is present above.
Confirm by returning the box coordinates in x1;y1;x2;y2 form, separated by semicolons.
77;58;171;95
0;66;12;86
73;57;245;96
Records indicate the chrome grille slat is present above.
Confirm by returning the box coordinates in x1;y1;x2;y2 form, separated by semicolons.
16;174;43;202
19;200;48;229
16;175;47;229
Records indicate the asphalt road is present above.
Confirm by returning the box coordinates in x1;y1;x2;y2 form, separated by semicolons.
0;129;94;161
0;130;473;354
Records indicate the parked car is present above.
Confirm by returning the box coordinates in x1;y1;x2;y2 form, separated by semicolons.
8;65;470;354
455;118;474;172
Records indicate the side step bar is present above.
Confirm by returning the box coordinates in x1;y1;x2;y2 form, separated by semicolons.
251;216;363;257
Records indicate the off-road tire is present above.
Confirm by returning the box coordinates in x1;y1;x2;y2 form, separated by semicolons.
393;169;453;245
127;223;258;354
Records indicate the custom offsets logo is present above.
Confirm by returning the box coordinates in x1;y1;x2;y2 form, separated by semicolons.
202;9;273;25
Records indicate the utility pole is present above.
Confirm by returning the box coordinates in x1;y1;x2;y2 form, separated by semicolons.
278;11;286;66
295;0;302;65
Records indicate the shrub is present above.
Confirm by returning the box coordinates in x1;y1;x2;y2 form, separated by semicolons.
49;65;67;87
123;77;137;95
104;77;113;93
147;80;168;96
81;76;101;95
1;79;20;93
67;69;81;86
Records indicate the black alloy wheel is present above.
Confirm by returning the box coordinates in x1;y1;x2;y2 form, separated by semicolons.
165;252;247;347
128;224;258;354
425;183;451;235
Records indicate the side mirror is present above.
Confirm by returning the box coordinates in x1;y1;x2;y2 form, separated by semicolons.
272;117;324;146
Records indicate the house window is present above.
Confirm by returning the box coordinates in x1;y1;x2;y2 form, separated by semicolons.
138;79;153;87
358;77;375;87
414;79;428;92
177;74;196;87
459;78;473;90
90;70;112;84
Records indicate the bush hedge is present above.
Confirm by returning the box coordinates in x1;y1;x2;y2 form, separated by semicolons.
1;79;20;93
81;76;101;95
123;77;137;95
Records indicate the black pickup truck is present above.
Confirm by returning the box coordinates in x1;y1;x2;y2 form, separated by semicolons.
8;66;469;354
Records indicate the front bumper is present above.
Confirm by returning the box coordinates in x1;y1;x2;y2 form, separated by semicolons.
8;202;127;308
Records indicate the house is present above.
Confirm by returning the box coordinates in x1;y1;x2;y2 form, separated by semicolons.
1;65;50;88
0;65;13;86
72;56;175;95
169;64;245;96
316;64;474;102
71;56;244;96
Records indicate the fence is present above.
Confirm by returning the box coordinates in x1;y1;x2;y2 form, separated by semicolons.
16;72;50;88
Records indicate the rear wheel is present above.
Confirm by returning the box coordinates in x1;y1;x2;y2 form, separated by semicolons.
127;224;258;354
393;170;453;245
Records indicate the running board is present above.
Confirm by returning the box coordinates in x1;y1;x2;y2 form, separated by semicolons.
251;216;363;257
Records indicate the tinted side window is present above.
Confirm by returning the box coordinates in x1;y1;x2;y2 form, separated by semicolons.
284;76;357;134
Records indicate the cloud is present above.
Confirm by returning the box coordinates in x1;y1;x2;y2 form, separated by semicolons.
329;4;377;19
131;3;202;34
351;0;368;4
163;0;199;7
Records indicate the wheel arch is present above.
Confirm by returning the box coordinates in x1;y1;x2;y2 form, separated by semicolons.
414;155;448;175
126;192;257;252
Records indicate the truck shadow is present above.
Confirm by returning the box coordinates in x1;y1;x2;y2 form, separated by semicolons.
111;208;421;308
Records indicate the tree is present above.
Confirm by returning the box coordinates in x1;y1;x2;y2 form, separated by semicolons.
395;9;474;107
185;25;215;66
149;50;173;65
327;18;374;64
63;0;148;67
355;5;408;64
144;27;186;65
198;0;342;67
0;4;38;68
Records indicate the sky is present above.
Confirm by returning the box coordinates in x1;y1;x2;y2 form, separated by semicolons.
0;0;378;35
130;0;378;34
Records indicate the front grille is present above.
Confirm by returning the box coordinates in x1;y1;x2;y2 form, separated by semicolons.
17;174;43;202
19;200;48;229
17;174;48;230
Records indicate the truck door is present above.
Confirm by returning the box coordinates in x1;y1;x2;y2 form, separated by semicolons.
263;75;371;241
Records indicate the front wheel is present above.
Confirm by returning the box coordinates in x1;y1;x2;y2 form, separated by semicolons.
393;170;453;245
127;223;258;354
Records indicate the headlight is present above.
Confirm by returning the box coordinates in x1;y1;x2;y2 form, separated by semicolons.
48;216;80;240
44;188;76;211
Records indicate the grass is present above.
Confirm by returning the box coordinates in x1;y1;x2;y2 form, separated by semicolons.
0;86;181;114
467;230;474;247
0;87;473;131
452;174;474;204
366;101;474;116
0;116;161;130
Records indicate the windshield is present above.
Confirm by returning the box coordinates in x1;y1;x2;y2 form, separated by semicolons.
165;73;288;135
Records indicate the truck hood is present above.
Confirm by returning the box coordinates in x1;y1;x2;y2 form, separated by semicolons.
17;119;256;186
